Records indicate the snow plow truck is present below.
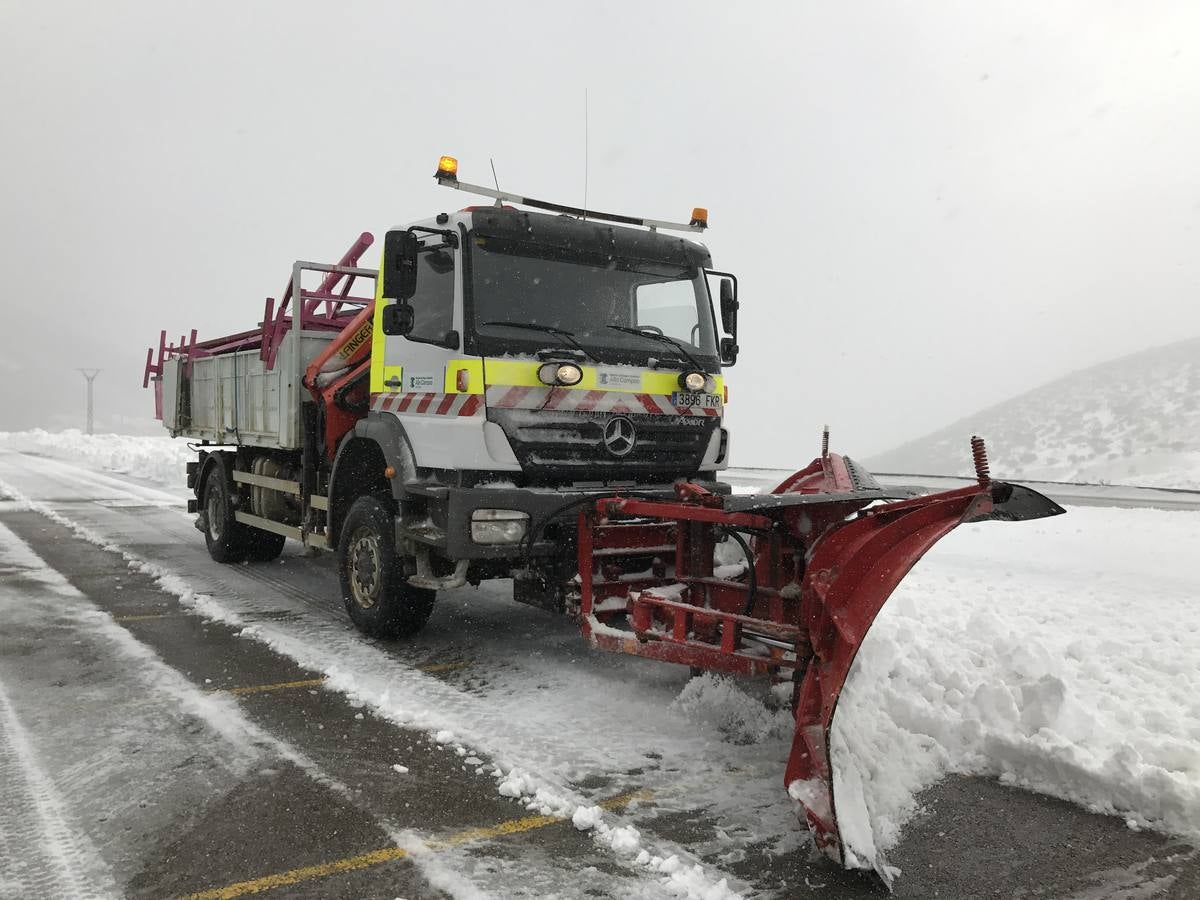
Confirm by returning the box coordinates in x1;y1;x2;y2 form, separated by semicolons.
144;156;1065;878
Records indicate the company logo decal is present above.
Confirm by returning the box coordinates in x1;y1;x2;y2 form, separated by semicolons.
603;416;637;457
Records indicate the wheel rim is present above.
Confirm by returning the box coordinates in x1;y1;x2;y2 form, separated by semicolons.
347;525;383;609
206;488;223;540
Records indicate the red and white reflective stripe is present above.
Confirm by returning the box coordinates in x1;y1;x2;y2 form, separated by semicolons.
485;386;721;417
371;392;483;417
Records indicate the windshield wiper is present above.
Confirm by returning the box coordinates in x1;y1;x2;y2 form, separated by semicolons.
478;321;597;361
606;325;707;375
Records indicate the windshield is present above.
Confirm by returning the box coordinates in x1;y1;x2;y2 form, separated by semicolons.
466;234;720;369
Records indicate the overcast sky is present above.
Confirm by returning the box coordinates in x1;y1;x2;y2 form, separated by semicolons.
2;2;1197;467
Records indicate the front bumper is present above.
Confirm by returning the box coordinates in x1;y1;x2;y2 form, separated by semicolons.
397;480;731;560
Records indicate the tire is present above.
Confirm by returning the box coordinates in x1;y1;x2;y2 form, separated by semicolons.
201;456;253;563
244;530;287;562
338;495;435;638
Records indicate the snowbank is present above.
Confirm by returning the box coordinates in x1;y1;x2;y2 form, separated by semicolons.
830;506;1200;870
0;429;191;487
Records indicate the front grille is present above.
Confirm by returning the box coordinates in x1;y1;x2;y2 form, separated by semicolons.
488;408;717;484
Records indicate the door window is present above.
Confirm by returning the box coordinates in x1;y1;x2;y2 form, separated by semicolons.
408;244;455;344
635;278;708;348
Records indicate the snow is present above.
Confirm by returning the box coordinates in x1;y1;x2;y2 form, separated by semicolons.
639;582;689;601
712;562;748;579
392;832;494;900
0;429;191;488
786;778;831;822
0;520;285;898
825;506;1200;873
672;674;792;745
0;680;114;899
572;805;604;830
497;770;530;799
4;433;1200;892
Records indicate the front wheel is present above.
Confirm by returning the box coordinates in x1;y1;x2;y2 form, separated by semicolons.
337;495;435;638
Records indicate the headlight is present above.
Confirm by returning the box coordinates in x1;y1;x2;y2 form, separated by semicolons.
679;371;707;392
470;509;529;544
537;362;584;386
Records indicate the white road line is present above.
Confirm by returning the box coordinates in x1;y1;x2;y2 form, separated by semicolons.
0;680;114;899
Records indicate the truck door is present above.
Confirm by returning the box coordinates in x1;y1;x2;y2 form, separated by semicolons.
373;235;460;396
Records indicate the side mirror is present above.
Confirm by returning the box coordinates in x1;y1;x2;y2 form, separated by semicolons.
719;278;738;335
381;230;419;300
720;336;739;366
381;301;414;336
718;277;738;365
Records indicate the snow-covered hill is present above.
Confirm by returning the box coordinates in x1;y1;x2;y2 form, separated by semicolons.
868;337;1200;489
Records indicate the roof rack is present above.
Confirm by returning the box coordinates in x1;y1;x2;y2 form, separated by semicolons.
433;156;707;234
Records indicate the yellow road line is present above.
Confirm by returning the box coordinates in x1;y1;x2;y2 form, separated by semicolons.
428;812;564;849
180;846;408;900
221;678;327;696
428;787;650;848
602;788;653;809
180;788;653;899
214;661;468;696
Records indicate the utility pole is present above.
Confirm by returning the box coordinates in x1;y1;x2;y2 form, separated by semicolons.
77;369;101;435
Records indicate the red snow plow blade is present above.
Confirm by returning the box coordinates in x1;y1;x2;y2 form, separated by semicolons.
576;438;1064;876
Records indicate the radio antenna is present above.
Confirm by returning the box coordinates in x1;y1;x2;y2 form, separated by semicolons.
578;89;583;220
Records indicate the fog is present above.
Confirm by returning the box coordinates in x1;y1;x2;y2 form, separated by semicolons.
3;2;1198;467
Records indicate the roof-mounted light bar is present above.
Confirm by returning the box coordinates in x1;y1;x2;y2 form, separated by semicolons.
432;155;707;233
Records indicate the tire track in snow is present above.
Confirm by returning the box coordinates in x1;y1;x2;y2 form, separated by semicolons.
0;679;115;899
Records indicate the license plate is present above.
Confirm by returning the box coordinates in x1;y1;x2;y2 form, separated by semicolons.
671;392;721;410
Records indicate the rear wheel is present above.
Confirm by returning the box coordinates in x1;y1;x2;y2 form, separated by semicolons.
244;530;287;562
202;456;253;563
338;495;435;638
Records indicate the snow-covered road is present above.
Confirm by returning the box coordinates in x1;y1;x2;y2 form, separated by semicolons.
1;435;1198;898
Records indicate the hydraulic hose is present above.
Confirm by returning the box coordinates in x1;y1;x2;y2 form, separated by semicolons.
718;527;758;616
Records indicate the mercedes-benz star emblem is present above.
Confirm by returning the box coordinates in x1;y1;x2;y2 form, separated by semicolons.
602;416;636;458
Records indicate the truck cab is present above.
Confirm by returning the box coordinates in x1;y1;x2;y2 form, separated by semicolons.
342;189;740;602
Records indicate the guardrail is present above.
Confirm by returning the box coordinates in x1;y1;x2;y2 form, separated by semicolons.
722;468;1200;512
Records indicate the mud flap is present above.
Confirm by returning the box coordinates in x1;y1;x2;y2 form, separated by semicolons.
784;481;1064;881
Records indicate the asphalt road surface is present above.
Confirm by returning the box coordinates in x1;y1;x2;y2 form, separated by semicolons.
0;447;1196;899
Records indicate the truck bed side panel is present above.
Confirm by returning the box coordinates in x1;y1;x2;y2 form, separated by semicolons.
164;331;335;450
